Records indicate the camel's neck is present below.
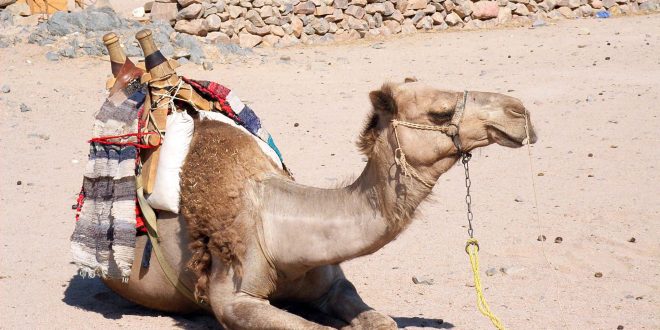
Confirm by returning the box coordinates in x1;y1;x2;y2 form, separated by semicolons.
258;135;458;275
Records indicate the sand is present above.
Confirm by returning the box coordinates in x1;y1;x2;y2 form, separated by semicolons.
1;14;659;329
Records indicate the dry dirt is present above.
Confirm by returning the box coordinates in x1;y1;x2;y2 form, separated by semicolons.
1;14;659;330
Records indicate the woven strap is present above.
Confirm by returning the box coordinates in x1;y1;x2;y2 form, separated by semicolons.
136;175;209;310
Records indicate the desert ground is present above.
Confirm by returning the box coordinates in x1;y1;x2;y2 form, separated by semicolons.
1;13;659;330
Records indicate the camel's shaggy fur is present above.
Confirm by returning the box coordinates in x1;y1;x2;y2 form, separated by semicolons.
179;119;286;300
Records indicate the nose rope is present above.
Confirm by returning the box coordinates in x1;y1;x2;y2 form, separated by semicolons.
390;91;468;188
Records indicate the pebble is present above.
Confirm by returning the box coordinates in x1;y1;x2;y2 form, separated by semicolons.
1;85;9;93
280;55;291;61
371;42;385;49
617;326;624;330
500;266;525;275
16;180;22;185
605;56;611;60
627;237;636;243
531;19;546;27
45;51;60;61
594;272;603;278
588;153;593;157
537;172;544;176
485;267;498;276
412;275;434;285
202;61;214;71
19;103;31;112
537;235;547;241
514;197;524;202
293;122;299;127
554;236;563;243
71;159;79;164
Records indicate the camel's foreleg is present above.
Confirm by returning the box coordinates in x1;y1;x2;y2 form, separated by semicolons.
214;295;333;330
323;279;397;330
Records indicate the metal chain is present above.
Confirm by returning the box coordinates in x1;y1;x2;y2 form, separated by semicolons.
461;151;475;238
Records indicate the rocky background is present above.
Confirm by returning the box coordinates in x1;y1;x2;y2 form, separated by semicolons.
0;0;658;64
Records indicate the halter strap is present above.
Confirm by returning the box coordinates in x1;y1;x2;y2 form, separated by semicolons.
391;91;469;188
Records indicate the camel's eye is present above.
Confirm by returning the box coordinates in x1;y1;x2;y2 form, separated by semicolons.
428;111;452;123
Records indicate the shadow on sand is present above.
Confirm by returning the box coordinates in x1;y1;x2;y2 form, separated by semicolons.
62;275;220;329
394;316;454;329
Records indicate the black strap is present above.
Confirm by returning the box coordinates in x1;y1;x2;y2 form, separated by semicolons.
144;51;167;70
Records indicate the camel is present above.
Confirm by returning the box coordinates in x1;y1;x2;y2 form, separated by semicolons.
100;30;538;329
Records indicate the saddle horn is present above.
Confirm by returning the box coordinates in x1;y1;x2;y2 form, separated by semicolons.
103;32;126;77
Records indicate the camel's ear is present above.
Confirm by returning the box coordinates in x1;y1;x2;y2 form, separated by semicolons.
404;76;418;83
369;83;397;117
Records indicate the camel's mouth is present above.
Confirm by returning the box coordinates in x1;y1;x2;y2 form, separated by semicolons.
488;125;535;148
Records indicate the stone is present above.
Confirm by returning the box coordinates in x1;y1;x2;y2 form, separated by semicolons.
568;0;581;8
59;45;77;58
423;4;436;14
411;275;434;285
270;25;285;36
151;2;178;23
557;6;575;17
206;31;231;43
203;3;218;17
497;7;512;22
463;18;484;29
445;11;462;25
20;103;31;112
578;4;594;15
177;3;202;19
347;16;368;30
45;51;60;61
334;0;349;9
291;16;303;37
401;20;416;33
214;0;226;11
173;48;191;59
472;1;499;19
315;5;334;15
591;0;603;9
485;268;498;276
5;2;29;16
383;19;401;33
277;34;300;47
500;266;525;275
310;17;330;34
174;19;209;36
133;6;146;17
203;61;214;70
206;14;222;30
366;2;386;14
382;1;395;15
178;0;199;6
261;34;280;46
453;0;474;18
514;3;530;14
389;9;405;22
239;32;262;47
601;0;616;7
1;85;9;93
0;0;17;8
246;22;271;35
144;1;154;12
228;5;246;18
352;0;367;5
608;4;622;14
326;9;344;22
431;11;444;24
246;9;265;26
345;5;366;18
416;15;433;29
407;0;429;10
411;11;425;24
294;1;316;14
259;5;275;17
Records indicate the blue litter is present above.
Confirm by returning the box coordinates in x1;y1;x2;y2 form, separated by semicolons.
596;11;610;18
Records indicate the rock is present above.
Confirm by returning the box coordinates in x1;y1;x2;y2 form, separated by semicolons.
1;85;9;93
246;9;265;26
46;12;78;36
151;2;178;23
472;1;499;19
412;275;435;285
514;3;529;15
173;48;191;59
20;103;31;112
45;52;60;61
345;5;366;18
537;234;547;241
316;5;334;15
277;34;300;47
366;2;386;14
311;17;330;34
407;0;429;10
594;272;603;278
608;4;622;15
178;0;199;7
591;0;603;9
557;6;575;17
554;236;563;243
174;33;204;62
246;22;271;35
416;15;433;29
383;20;401;33
347;16;368;31
485;267;498;276
144;1;154;12
390;9;405;22
227;5;246;18
206;31;230;43
453;0;474;18
132;6;146;17
202;61;214;70
627;237;636;243
291;16;303;37
334;0;349;9
431;12;444;24
445;12;462;25
206;14;222;31
175;19;209;36
411;11;425;24
177;3;203;19
59;45;76;58
239;32;262;47
270;25;285;36
294;1;316;14
401;21;416;33
0;0;17;8
5;2;30;16
261;34;280;47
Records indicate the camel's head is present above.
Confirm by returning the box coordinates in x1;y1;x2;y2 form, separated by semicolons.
358;79;537;180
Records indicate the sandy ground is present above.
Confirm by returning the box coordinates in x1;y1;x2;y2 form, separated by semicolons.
1;14;659;330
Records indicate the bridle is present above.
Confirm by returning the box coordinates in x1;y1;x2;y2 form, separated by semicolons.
391;90;470;189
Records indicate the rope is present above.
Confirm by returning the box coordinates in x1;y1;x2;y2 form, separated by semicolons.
391;120;435;188
88;131;158;149
466;238;506;330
